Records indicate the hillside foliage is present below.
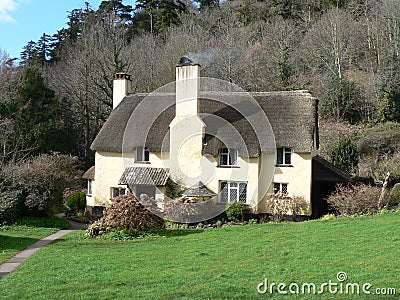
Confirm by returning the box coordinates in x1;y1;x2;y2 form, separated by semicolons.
1;0;400;167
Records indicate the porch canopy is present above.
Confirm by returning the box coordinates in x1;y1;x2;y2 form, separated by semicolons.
119;167;170;186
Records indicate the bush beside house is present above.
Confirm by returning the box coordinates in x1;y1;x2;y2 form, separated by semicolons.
0;154;82;223
85;194;164;237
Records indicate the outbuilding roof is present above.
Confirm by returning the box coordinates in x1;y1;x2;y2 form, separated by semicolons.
91;90;318;157
82;166;95;180
182;181;216;197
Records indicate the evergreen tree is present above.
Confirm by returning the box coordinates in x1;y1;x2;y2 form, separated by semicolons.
98;0;133;23
20;41;37;63
14;67;69;154
133;0;187;34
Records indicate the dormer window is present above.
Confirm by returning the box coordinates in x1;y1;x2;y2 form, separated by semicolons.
277;147;292;165
136;146;149;162
219;148;238;166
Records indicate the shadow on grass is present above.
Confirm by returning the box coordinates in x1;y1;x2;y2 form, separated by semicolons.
86;228;205;241
12;217;71;229
159;228;204;237
0;235;40;252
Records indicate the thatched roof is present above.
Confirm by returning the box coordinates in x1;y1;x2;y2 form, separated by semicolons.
91;91;318;157
119;167;169;186
182;181;216;197
82;166;95;180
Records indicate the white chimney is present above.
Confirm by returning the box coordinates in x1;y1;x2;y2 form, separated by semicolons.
169;57;206;187
113;73;132;109
175;57;200;117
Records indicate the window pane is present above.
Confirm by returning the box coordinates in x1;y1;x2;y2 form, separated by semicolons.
220;182;228;202
284;148;291;164
277;148;283;165
239;183;247;202
229;149;238;165
136;147;143;161
87;180;92;195
274;183;280;194
282;184;288;194
220;153;228;165
144;147;150;161
112;188;119;198
229;187;238;202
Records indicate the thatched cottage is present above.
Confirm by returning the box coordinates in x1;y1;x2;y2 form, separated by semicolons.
83;57;350;219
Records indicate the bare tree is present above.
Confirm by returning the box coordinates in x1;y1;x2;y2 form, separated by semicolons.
47;14;132;164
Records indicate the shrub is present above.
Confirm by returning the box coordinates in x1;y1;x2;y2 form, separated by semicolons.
357;123;400;157
67;192;86;212
0;153;82;217
327;135;359;174
165;178;185;199
388;183;400;208
267;193;310;222
85;193;164;237
0;190;23;224
378;88;400;122
164;196;214;223
226;202;251;222
326;184;382;216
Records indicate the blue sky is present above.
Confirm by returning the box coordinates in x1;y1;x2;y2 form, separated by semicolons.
0;0;106;59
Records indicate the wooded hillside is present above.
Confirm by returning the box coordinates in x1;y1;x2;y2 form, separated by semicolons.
1;0;399;172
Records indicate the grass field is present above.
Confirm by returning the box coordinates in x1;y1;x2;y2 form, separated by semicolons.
0;217;71;264
0;211;399;299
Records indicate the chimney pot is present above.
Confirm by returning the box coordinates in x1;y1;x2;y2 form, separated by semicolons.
177;56;200;67
113;72;132;109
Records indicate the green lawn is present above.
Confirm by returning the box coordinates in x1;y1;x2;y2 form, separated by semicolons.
0;217;71;264
0;212;399;299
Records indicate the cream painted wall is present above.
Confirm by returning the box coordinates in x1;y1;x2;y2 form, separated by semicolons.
92;150;169;207
91;149;313;214
273;152;312;201
255;152;313;214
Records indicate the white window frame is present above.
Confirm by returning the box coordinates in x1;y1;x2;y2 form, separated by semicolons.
219;148;238;166
273;183;288;195
87;180;92;196
136;146;150;162
219;181;247;203
276;147;292;165
111;187;126;199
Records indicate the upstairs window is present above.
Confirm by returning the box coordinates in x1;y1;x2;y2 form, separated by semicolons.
136;146;150;162
277;147;292;165
220;181;247;203
219;148;238;166
273;183;288;195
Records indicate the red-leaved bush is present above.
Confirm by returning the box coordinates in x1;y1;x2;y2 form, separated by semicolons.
85;193;164;237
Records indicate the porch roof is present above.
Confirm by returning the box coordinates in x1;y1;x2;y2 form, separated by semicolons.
119;167;170;186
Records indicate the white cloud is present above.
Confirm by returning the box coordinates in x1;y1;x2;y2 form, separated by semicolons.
0;0;19;23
